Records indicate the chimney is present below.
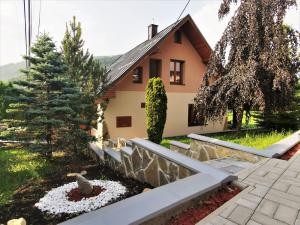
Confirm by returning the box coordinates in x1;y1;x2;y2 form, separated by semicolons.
148;24;158;40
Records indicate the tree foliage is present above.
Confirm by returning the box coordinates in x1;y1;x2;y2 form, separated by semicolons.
146;78;167;144
5;34;90;153
0;81;12;121
61;16;108;132
194;0;300;130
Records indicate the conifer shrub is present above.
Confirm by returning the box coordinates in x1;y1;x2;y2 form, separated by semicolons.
145;77;167;144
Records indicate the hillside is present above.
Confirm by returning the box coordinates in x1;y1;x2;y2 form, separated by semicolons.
0;62;26;81
0;55;121;82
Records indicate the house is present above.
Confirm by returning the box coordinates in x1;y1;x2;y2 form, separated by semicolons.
96;14;226;141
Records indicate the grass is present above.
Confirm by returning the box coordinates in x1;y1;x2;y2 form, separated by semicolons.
161;130;293;150
0;145;54;205
295;80;300;97
227;111;259;129
209;130;293;149
161;136;190;149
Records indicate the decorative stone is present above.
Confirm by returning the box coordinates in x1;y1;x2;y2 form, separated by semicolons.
178;166;189;179
144;158;159;187
142;150;152;168
159;170;169;186
7;218;26;225
136;170;145;182
143;188;152;192
123;155;133;173
76;174;93;195
158;157;168;172
132;149;142;172
169;163;179;181
199;147;209;161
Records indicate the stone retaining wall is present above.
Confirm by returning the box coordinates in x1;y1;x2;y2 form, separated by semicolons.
121;143;195;187
99;143;195;187
169;139;264;163
189;139;265;163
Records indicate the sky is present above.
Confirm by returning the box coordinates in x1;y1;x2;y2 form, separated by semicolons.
0;0;299;66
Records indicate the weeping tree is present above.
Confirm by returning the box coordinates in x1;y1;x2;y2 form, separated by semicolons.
194;0;300;130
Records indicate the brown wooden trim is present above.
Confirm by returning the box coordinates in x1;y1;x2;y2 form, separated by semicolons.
170;59;184;85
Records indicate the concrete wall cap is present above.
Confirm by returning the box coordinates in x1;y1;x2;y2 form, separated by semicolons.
169;140;190;150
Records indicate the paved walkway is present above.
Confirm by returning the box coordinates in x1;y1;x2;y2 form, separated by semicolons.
204;157;254;174
197;154;300;225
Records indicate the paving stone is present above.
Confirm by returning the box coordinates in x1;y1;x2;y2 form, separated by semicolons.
283;170;298;178
265;190;300;209
264;172;280;180
287;185;300;196
244;176;274;187
236;198;258;210
274;204;298;224
251;212;288;225
268;189;300;205
246;220;262;225
211;216;238;225
242;193;262;204
275;161;289;169
254;170;268;177
224;165;244;174
228;205;253;225
257;199;278;217
272;182;290;192
197;155;300;225
250;184;269;197
220;203;238;218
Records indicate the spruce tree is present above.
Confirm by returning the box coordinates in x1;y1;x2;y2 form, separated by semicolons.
61;16;108;134
6;34;66;152
6;34;90;154
146;78;167;144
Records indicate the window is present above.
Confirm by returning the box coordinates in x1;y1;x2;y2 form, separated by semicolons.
170;60;184;85
133;67;143;83
174;30;182;43
141;102;146;108
116;116;132;128
188;104;204;127
149;59;161;78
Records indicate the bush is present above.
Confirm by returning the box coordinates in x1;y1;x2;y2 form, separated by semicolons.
146;78;167;144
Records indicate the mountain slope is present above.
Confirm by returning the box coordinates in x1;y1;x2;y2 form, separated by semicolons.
0;62;26;81
0;55;121;81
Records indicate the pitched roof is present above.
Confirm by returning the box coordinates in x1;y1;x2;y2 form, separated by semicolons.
106;14;212;88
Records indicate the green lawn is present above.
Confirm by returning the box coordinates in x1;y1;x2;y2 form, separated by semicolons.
0;145;54;205
161;130;293;150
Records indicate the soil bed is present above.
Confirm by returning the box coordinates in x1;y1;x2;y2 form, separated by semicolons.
0;148;152;225
166;185;241;225
280;143;300;160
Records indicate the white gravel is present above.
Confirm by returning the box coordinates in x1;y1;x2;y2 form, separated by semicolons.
35;180;127;214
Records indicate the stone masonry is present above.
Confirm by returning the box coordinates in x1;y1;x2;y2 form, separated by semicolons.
102;143;195;187
170;139;265;163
